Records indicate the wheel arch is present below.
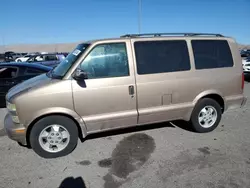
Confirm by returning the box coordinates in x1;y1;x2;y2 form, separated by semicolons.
26;112;86;147
193;90;225;113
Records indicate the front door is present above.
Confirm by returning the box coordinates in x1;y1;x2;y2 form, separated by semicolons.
72;41;138;132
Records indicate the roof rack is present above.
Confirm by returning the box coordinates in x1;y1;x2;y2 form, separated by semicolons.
120;33;224;38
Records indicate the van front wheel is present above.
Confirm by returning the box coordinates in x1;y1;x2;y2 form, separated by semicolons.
29;116;78;158
190;98;222;133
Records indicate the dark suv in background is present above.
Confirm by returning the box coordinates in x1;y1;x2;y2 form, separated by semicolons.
4;51;25;62
0;53;4;62
241;49;250;57
0;62;51;108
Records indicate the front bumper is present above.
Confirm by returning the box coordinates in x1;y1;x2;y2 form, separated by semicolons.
4;114;27;145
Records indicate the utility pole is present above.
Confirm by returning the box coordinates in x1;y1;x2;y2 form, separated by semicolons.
138;0;142;34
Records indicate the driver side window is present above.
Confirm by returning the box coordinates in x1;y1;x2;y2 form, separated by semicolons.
80;43;129;79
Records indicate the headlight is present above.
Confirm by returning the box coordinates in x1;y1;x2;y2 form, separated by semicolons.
6;102;16;111
11;115;20;124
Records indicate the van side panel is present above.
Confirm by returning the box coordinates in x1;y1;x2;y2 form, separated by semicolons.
134;70;196;124
132;38;244;124
132;38;196;124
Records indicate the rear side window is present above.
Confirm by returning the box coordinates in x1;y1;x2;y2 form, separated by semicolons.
192;40;233;69
134;40;190;75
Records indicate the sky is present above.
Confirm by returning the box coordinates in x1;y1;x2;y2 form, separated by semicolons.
0;0;249;45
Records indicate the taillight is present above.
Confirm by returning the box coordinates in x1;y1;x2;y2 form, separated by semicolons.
242;72;245;90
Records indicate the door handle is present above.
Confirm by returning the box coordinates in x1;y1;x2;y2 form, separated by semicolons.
128;85;134;95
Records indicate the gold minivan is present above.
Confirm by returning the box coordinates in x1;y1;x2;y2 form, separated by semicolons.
4;33;247;158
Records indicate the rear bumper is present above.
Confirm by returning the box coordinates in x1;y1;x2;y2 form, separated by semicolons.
4;114;27;145
225;95;247;111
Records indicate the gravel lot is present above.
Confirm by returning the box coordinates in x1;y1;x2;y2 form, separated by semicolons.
1;81;250;188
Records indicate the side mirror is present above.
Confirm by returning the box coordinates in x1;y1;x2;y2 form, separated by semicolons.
72;68;88;80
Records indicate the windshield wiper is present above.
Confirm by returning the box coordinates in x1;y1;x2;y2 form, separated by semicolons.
46;66;56;78
46;70;51;77
50;66;64;79
46;67;53;78
51;73;63;79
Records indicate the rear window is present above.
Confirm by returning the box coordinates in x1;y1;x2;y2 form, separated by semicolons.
191;40;234;69
134;40;190;75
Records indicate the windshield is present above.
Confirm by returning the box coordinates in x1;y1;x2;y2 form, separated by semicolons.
51;43;90;78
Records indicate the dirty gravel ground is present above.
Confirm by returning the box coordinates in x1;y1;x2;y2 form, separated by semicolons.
1;83;250;188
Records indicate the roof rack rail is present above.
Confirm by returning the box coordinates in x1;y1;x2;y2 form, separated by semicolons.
120;33;224;38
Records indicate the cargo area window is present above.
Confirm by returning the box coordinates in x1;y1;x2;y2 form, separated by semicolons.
134;40;190;75
192;40;234;69
80;43;129;79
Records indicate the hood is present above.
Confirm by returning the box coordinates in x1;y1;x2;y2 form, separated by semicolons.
6;73;55;102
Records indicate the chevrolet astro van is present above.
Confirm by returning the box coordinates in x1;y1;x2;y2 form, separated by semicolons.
4;33;247;158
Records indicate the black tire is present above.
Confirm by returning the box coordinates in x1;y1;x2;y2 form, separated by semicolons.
190;98;222;133
29;115;78;158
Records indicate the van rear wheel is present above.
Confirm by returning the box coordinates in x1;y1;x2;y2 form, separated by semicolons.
190;98;222;133
29;115;78;158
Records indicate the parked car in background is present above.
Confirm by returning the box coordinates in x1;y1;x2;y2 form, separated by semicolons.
0;53;4;62
26;53;65;67
0;62;52;108
242;56;250;75
61;52;69;57
3;33;246;158
15;54;36;62
4;52;23;62
3;51;14;62
241;49;250;57
4;51;14;56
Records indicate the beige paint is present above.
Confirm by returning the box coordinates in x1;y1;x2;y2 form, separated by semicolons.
4;35;246;145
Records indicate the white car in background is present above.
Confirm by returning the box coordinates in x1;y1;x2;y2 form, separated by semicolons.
242;57;250;75
15;54;34;62
15;52;48;62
